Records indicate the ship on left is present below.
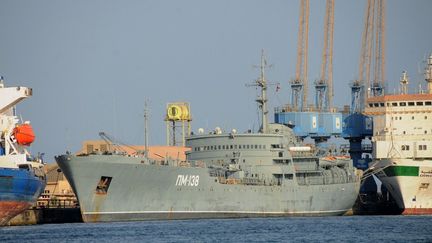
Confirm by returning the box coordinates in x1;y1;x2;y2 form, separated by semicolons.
0;76;45;226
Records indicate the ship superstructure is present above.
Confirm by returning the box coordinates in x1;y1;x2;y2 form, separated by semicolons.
56;53;360;223
364;54;432;214
0;77;46;225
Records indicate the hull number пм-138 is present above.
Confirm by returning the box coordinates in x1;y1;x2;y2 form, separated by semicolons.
176;175;200;186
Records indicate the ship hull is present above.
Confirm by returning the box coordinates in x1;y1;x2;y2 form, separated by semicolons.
57;155;360;223
375;159;432;215
0;168;46;225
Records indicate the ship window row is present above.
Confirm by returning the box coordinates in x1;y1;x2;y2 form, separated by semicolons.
369;101;432;108
419;145;428;150
401;145;410;151
194;144;267;151
393;116;428;120
401;145;428;151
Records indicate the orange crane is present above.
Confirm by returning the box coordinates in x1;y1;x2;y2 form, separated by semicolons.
315;0;335;112
290;0;309;111
372;0;386;96
355;0;386;112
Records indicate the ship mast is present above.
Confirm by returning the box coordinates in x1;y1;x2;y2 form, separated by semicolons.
144;100;149;159
259;50;269;133
400;71;409;95
425;54;432;94
247;50;271;133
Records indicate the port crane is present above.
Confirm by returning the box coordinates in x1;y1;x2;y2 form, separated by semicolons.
343;0;386;169
290;0;309;112
315;0;334;112
275;0;342;145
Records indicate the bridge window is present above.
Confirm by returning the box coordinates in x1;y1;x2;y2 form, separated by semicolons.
408;102;415;106
426;101;432;105
417;102;424;106
271;144;280;149
392;102;398;106
380;103;385;107
400;102;406;106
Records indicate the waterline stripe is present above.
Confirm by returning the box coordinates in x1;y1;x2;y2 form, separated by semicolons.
83;209;350;215
384;166;419;177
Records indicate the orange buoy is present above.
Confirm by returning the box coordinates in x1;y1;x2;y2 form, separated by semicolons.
13;124;35;146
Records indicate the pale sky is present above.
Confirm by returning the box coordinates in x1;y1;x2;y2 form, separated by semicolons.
1;0;431;161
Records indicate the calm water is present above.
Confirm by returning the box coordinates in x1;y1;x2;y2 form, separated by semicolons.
1;216;432;242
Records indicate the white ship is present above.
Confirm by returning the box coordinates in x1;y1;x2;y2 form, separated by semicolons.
364;54;432;214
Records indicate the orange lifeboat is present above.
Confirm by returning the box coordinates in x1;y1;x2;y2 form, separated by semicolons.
13;124;35;146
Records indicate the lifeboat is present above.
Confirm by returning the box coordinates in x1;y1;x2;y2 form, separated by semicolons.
13;124;35;146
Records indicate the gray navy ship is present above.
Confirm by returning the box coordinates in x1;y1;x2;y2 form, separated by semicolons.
56;53;361;223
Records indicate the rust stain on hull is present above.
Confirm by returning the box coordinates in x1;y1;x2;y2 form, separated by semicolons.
0;201;32;226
